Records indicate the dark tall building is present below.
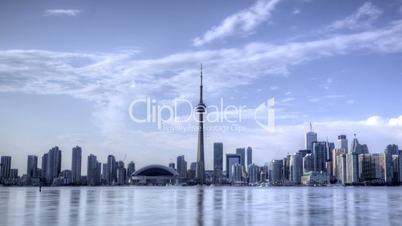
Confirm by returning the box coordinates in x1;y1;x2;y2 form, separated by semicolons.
87;154;101;186
312;142;327;172
236;148;246;168
127;161;136;182
177;155;187;181
41;153;48;181
117;161;126;185
226;154;241;179
27;155;38;178
71;146;82;185
106;155;117;185
247;147;253;167
213;143;223;184
46;146;62;184
0;156;12;181
196;65;206;184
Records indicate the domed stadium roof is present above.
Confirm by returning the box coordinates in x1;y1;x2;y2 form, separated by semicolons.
133;164;178;177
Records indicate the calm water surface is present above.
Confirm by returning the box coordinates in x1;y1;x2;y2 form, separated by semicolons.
1;186;402;226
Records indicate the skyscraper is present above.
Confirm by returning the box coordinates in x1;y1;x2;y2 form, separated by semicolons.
107;155;116;185
303;154;314;173
213;143;223;184
231;163;243;183
27;155;38;178
87;154;101;186
336;135;348;153
248;164;259;184
177;155;187;182
127;161;136;183
384;144;399;184
41;153;48;181
117;161;126;185
0;156;11;181
196;65;206;184
290;153;303;184
305;122;317;151
270;159;283;185
312;142;327;172
71;146;82;185
247;147;253;167
46;146;62;184
226;154;241;179
236;148;246;168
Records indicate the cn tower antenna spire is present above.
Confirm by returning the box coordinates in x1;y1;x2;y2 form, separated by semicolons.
199;64;203;103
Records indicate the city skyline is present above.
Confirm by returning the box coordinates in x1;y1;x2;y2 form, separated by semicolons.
1;0;402;172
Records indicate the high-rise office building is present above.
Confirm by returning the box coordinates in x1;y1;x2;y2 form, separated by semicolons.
312;142;327;172
236;148;246;168
87;154;101;186
46;146;62;184
270;160;283;185
247;147;253;167
213;143;223;184
290;153;303;184
196;66;206;185
169;162;175;170
27;155;38;178
117;161;126;185
336;135;348;153
336;154;347;184
384;144;399;184
41;153;48;181
10;169;18;178
305;122;317;151
231;163;243;183
177;155;187;182
0;156;12;181
350;135;369;154
107;155;117;185
358;153;385;183
248;164;259;184
226;154;241;179
102;163;108;181
346;153;359;184
127;161;136;183
303;154;314;173
71;146;82;185
283;154;291;181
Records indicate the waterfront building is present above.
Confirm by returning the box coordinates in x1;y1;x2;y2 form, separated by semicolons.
132;164;178;185
46;146;62;184
231;163;243;183
303;154;314;173
248;164;259;184
87;154;101;186
290;153;303;184
71;146;82;185
27;155;38;178
107;155;117;185
226;154;241;179
384;144;399;184
247;147;253;167
301;171;329;186
127;161;136;183
177;155;187;182
336;154;347;184
236;148;246;168
213;143;223;184
312;142;327;172
358;153;385;184
270;160;283;185
346;153;359;184
0;156;12;181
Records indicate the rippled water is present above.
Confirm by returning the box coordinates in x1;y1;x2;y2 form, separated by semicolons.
1;186;402;226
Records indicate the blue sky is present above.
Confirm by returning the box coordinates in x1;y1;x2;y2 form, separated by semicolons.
1;0;402;173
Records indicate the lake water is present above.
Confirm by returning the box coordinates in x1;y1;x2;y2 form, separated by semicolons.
1;186;402;226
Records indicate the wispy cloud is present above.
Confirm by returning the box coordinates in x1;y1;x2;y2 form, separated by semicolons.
192;0;280;46
44;9;82;17
326;2;382;31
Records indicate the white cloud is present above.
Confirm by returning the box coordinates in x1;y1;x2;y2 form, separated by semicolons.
269;85;279;90
327;2;382;31
293;8;301;15
193;0;280;46
44;9;82;17
389;115;402;127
